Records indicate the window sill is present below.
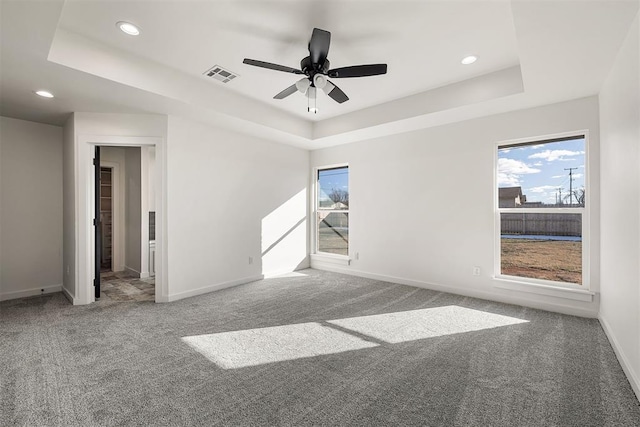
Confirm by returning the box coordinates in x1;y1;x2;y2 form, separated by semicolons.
310;253;351;266
494;277;594;302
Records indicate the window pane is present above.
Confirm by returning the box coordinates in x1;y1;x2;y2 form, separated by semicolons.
318;167;349;210
500;213;582;284
318;212;348;255
498;137;585;208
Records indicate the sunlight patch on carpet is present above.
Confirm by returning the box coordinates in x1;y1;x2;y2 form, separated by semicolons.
327;306;529;344
265;271;308;279
182;322;378;369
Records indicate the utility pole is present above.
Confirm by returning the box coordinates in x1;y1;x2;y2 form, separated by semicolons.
564;167;578;206
558;187;563;206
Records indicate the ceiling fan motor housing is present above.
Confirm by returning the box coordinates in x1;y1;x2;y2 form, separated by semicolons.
301;56;330;75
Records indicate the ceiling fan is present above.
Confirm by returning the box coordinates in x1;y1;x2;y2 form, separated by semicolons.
243;28;387;107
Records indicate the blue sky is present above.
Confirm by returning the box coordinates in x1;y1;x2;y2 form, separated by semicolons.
498;138;585;205
318;167;349;203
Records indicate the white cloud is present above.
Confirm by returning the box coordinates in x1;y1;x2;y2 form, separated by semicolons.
528;185;557;193
533;162;543;167
528;150;584;162
497;158;540;186
551;175;563;179
497;173;521;187
526;185;559;204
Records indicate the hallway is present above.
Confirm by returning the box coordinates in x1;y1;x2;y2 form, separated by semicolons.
100;271;154;302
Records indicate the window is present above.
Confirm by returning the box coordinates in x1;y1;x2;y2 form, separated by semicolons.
496;135;586;286
316;166;349;256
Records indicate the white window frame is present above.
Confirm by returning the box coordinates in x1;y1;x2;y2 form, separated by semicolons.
313;163;350;259
494;131;591;293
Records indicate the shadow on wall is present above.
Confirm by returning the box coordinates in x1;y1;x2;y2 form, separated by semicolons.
261;188;308;277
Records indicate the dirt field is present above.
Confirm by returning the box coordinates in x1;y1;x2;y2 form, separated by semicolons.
501;238;582;284
318;232;582;285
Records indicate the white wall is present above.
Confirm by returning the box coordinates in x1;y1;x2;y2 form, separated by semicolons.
74;113;168;138
165;116;309;301
124;147;142;274
0;117;63;300
311;96;600;317
70;113;307;303
599;13;640;400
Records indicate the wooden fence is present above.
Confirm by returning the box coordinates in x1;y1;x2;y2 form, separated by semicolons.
501;213;581;237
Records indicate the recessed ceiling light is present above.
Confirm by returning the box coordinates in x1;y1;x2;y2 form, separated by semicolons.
35;90;54;98
117;21;140;36
461;55;478;65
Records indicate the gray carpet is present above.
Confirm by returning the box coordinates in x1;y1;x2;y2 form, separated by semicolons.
1;269;639;426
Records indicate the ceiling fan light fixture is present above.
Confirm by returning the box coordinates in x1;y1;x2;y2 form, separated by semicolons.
295;78;311;93
461;55;477;65
307;86;317;114
307;86;317;99
313;74;328;89
117;21;141;36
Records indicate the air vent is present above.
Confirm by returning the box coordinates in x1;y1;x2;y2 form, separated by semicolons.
203;65;238;83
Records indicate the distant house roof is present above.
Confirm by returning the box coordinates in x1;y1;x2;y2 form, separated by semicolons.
319;200;348;209
331;202;348;209
499;187;523;199
499;187;527;207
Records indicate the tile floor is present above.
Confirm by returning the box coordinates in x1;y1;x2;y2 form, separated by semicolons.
99;271;155;302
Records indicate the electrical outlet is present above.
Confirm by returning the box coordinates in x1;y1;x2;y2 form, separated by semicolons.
355;252;359;260
66;265;70;275
248;256;253;265
473;266;481;276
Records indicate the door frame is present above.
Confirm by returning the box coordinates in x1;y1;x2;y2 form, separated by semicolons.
76;134;167;304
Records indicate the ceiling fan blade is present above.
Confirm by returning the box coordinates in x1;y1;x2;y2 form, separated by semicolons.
328;64;387;78
309;28;331;66
243;58;303;74
323;81;349;104
273;84;299;99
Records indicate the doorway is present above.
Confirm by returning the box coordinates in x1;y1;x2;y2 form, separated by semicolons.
94;145;156;302
76;134;164;305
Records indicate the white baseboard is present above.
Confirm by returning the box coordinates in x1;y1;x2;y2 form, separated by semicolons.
310;262;598;318
62;286;76;304
165;274;264;302
0;284;62;302
599;315;640;402
123;266;141;278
